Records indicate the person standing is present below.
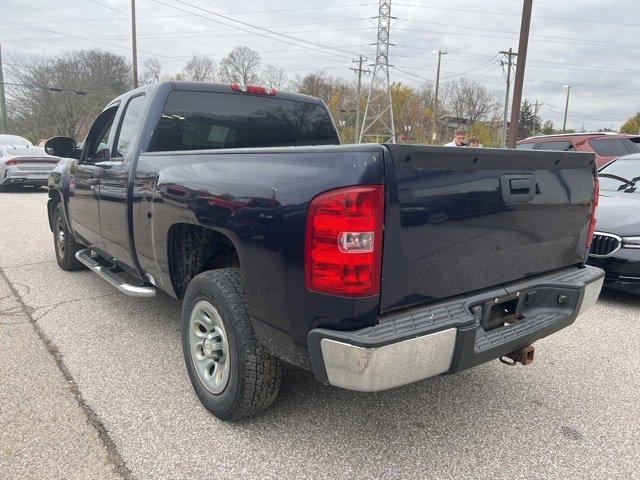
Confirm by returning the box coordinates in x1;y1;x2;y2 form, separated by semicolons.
444;129;467;147
466;137;481;148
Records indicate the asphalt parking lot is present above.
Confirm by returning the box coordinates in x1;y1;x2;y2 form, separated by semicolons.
1;188;639;480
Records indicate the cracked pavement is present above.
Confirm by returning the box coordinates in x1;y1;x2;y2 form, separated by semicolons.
0;188;639;480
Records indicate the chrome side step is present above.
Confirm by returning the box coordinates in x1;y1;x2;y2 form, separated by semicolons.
75;249;156;298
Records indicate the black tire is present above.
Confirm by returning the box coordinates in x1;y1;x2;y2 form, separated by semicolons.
53;203;85;271
181;269;282;421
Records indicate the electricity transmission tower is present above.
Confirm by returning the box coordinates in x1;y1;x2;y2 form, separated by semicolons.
359;0;395;144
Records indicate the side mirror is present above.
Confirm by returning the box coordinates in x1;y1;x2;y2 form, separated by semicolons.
44;136;78;159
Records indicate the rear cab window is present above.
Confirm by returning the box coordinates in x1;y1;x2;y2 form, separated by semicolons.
148;91;339;152
538;140;574;151
589;138;639;157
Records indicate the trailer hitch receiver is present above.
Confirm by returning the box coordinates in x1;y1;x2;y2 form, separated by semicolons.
499;345;535;366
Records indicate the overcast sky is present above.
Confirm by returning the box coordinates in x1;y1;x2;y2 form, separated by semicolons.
1;0;639;130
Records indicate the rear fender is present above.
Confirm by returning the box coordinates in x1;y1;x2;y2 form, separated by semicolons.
47;159;74;234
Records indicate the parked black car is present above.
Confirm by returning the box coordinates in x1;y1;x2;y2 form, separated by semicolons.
588;153;640;293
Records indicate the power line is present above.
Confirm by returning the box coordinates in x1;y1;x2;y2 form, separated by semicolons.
440;55;498;80
89;0;226;58
389;47;640;76
1;81;105;95
0;18;190;64
394;2;640;28
391;26;639;50
34;25;374;42
212;3;377;15
148;0;361;59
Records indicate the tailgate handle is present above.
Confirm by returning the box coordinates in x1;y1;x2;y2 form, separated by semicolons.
500;174;536;204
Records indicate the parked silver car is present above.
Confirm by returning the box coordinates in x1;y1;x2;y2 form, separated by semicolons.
0;135;61;191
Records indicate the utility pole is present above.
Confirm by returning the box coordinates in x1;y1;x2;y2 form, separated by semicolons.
360;0;395;144
499;48;516;147
0;43;7;133
533;100;542;135
562;84;573;133
131;0;139;88
431;49;447;144
507;0;533;148
350;55;369;143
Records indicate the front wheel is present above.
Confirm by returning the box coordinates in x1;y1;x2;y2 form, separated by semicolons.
181;269;282;421
53;203;84;271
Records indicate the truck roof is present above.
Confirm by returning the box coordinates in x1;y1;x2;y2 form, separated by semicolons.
518;132;638;142
120;80;325;106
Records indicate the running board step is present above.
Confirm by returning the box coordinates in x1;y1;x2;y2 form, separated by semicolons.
75;249;156;298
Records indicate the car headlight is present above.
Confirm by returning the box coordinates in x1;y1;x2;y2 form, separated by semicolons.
622;236;640;249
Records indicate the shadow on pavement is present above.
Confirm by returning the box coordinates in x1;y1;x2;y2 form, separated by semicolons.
598;287;640;307
0;186;48;193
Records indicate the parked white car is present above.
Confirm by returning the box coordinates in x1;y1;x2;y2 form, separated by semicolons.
0;135;61;191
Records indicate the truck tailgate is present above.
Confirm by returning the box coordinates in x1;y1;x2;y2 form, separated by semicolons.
380;145;597;313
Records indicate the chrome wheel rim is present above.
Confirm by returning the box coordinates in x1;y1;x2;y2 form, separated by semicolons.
55;216;65;257
189;300;230;394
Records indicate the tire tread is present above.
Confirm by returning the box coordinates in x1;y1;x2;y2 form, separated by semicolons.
182;268;281;420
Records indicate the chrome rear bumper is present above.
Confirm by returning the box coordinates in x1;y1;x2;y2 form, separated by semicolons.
308;265;604;392
320;328;456;391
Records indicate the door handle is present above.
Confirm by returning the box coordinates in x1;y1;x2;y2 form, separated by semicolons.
500;174;536;204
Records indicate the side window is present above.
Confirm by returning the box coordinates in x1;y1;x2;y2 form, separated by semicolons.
539;140;573;151
113;95;146;159
588;139;631;157
516;142;535;150
84;106;119;162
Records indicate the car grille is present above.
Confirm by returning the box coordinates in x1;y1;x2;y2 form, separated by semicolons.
590;232;621;257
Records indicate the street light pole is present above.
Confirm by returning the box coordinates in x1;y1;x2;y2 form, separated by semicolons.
131;0;139;88
431;49;447;144
562;84;573;133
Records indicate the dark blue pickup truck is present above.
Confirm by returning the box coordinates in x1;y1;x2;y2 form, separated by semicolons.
46;81;604;420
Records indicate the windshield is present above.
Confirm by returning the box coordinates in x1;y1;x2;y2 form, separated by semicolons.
598;157;640;194
0;135;32;147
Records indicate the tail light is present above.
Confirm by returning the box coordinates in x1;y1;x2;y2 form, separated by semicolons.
4;158;58;166
585;177;599;252
230;83;277;96
305;185;384;297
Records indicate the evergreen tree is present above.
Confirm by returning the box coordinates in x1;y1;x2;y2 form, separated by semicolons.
517;100;541;140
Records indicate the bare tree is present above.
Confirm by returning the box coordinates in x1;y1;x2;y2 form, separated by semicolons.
183;55;216;82
445;78;498;124
261;64;286;89
294;71;338;103
141;58;162;85
219;46;261;84
7;50;132;140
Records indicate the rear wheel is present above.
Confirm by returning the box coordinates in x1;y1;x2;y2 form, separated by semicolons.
53;203;84;271
181;269;282;420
